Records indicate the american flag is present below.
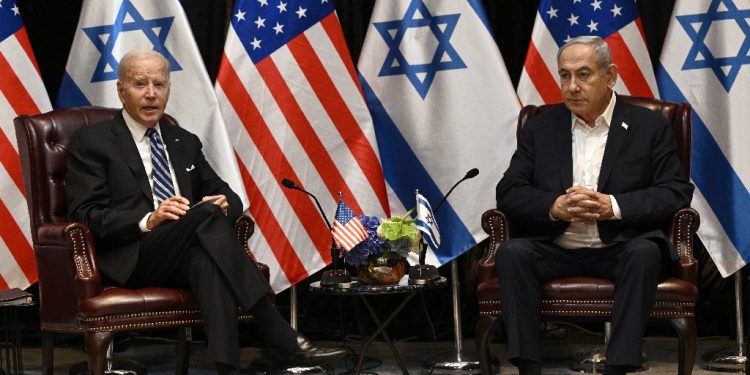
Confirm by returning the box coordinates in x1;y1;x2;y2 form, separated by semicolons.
0;0;51;290
215;0;389;291
517;0;658;105
332;199;368;252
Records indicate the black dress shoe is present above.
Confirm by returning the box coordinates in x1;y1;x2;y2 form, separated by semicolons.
268;335;347;367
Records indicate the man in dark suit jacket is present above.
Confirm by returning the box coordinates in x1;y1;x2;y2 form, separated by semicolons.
66;49;345;374
495;36;694;375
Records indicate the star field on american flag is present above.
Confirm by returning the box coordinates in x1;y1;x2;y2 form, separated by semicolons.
232;0;333;63
0;0;22;40
542;0;638;45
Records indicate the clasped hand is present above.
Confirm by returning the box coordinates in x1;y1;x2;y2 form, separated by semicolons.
146;195;228;230
549;186;613;223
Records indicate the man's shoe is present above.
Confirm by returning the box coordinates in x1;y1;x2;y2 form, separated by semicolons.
268;335;347;367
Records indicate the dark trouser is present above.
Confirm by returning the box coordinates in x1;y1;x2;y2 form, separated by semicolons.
496;237;661;368
125;203;277;367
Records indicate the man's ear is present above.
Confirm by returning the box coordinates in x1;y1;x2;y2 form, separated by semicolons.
606;64;619;88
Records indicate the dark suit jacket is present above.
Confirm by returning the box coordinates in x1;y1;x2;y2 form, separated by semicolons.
496;97;694;260
66;111;243;285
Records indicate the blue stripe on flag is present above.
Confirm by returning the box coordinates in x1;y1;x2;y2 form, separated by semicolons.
54;73;92;108
657;62;750;262
359;74;475;264
467;0;492;35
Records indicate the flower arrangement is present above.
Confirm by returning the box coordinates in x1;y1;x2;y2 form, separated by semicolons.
343;210;420;267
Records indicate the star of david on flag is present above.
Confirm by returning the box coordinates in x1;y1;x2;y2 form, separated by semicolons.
0;0;51;290
56;0;248;210
518;0;658;105
82;0;182;83
359;0;519;266
372;0;466;99
658;0;750;277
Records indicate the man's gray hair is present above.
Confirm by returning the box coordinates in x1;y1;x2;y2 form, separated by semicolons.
117;50;171;80
556;35;612;71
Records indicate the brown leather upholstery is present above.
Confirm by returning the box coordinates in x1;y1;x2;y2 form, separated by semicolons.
15;106;268;374
475;96;700;375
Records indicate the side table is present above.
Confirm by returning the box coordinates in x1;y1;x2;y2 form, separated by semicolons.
310;276;446;375
0;288;35;375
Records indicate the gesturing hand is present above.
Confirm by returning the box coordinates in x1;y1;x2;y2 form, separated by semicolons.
147;196;190;230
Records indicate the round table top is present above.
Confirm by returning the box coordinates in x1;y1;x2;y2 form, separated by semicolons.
310;276;447;295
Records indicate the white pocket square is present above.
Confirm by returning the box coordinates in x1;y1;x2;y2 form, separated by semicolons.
185;165;195;172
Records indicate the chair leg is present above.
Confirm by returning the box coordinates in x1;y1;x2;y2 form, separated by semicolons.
670;317;697;375
476;315;499;375
84;331;114;375
41;331;54;375
175;327;191;374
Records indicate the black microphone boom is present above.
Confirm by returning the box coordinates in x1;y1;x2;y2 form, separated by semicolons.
280;178;332;230
279;178;350;287
433;168;479;212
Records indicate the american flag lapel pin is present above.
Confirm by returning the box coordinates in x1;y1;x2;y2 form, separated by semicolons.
621;122;629;130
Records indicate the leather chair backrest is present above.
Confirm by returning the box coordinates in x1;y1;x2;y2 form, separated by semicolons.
14;107;178;244
517;95;692;177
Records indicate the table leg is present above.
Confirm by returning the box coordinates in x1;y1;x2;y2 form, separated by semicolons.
355;292;417;375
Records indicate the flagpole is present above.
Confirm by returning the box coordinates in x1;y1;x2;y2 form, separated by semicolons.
700;270;747;372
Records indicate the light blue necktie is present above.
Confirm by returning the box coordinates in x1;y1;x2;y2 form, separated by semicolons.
146;128;176;203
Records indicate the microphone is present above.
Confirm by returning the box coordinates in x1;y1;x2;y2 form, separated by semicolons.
410;168;479;285
280;178;350;287
433;168;479;212
280;178;332;230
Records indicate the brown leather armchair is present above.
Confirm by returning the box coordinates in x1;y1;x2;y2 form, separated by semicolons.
475;96;700;375
14;107;268;375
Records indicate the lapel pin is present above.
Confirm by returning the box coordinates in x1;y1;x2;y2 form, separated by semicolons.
186;165;195;172
621;122;629;130
175;138;180;142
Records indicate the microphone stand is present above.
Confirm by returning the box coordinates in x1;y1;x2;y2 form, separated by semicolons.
281;179;351;288
418;169;480;373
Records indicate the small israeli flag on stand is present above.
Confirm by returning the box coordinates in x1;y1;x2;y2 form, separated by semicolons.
416;192;440;251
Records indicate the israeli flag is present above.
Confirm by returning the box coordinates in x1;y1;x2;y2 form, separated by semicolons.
358;0;519;265
416;193;440;251
55;0;247;208
657;0;750;277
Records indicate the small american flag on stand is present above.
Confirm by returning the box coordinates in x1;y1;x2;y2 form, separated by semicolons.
332;199;368;252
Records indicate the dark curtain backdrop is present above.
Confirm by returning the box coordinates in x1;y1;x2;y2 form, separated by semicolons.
16;0;740;338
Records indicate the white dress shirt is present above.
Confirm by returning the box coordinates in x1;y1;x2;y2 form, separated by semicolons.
122;110;181;231
554;92;622;249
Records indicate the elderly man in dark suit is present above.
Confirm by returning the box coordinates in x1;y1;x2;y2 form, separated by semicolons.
495;36;694;375
65;49;345;374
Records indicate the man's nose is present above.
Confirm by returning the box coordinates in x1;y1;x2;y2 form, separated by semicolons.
144;84;156;97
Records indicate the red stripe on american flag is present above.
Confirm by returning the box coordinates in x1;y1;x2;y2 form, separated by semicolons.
0;131;24;194
0;53;41;115
255;48;364;214
606;32;654;98
236;155;311;283
332;219;366;251
0;200;36;283
0;275;8;290
524;42;562;104
15;28;43;76
320;13;365;99
286;34;389;214
217;56;331;261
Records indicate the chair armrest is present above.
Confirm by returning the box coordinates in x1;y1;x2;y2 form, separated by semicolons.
34;222;102;326
234;215;270;281
478;209;511;283
668;207;700;285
